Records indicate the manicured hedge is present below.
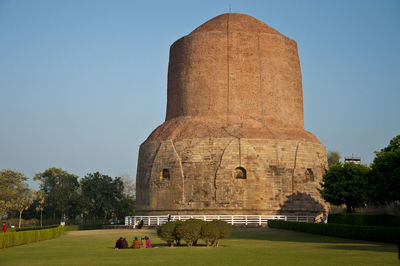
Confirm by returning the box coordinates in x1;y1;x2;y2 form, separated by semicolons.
268;220;400;243
16;225;59;232
64;224;104;231
0;226;65;249
328;213;400;227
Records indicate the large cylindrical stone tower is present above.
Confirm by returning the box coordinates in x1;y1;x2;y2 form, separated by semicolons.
136;13;328;216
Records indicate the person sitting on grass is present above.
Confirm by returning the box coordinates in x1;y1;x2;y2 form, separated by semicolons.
122;238;129;249
141;237;146;248
115;237;123;249
145;236;152;248
132;237;140;249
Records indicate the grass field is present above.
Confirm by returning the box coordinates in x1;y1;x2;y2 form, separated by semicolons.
0;227;398;265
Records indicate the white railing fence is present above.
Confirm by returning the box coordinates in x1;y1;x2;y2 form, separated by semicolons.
125;214;315;227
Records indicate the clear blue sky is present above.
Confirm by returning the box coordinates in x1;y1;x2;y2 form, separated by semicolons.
1;0;399;189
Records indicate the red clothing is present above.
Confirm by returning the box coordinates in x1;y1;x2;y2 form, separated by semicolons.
2;224;6;233
146;239;152;248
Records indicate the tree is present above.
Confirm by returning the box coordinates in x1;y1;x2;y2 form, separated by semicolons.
327;151;341;166
117;174;136;218
33;190;45;226
319;162;370;213
80;172;125;223
0;170;29;217
10;192;31;228
368;134;400;204
119;174;136;198
34;168;79;222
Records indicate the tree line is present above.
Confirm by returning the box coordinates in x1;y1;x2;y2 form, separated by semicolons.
320;134;400;212
0;168;135;227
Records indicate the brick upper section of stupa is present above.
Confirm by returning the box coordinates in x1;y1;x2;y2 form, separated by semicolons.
190;13;284;35
146;13;319;143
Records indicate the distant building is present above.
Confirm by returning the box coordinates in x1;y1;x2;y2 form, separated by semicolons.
344;154;361;164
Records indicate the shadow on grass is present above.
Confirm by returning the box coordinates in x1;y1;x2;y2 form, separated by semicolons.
107;243;221;249
322;245;396;253
229;228;396;253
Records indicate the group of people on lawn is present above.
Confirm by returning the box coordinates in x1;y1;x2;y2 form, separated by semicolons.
115;236;152;249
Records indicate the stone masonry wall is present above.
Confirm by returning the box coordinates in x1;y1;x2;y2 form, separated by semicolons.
136;137;328;215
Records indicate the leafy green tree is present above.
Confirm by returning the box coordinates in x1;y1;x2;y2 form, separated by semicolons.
10;192;32;228
0;170;29;217
79;172;125;223
327;151;341;166
319;162;370;213
34;168;79;222
368;134;400;203
33;190;45;226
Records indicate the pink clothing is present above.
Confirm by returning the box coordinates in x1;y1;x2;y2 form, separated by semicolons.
146;239;152;248
2;224;6;233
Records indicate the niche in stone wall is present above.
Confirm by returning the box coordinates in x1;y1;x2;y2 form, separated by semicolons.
234;167;247;179
305;168;314;181
160;169;170;180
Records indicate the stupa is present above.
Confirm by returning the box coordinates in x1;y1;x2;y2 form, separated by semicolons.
136;13;328;216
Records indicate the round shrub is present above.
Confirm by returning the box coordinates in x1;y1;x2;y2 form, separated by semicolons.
175;219;203;247
211;220;232;246
157;221;176;247
200;221;219;247
173;220;184;246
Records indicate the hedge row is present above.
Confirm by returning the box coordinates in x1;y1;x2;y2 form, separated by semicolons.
0;226;65;249
328;213;400;227
64;224;104;231
157;219;232;247
268;220;400;243
16;225;59;232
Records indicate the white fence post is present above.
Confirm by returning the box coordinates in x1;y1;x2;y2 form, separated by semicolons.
125;214;316;227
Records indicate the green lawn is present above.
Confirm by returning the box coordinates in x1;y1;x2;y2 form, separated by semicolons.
0;227;398;265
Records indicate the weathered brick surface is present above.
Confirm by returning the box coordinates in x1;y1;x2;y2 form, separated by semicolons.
136;13;328;216
136;138;327;215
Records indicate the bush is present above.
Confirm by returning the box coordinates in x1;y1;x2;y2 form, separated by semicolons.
328;213;400;227
173;220;184;246
157;222;176;247
64;224;103;231
211;220;232;247
0;226;65;249
16;225;59;232
175;219;203;247
200;221;219;247
268;220;400;243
